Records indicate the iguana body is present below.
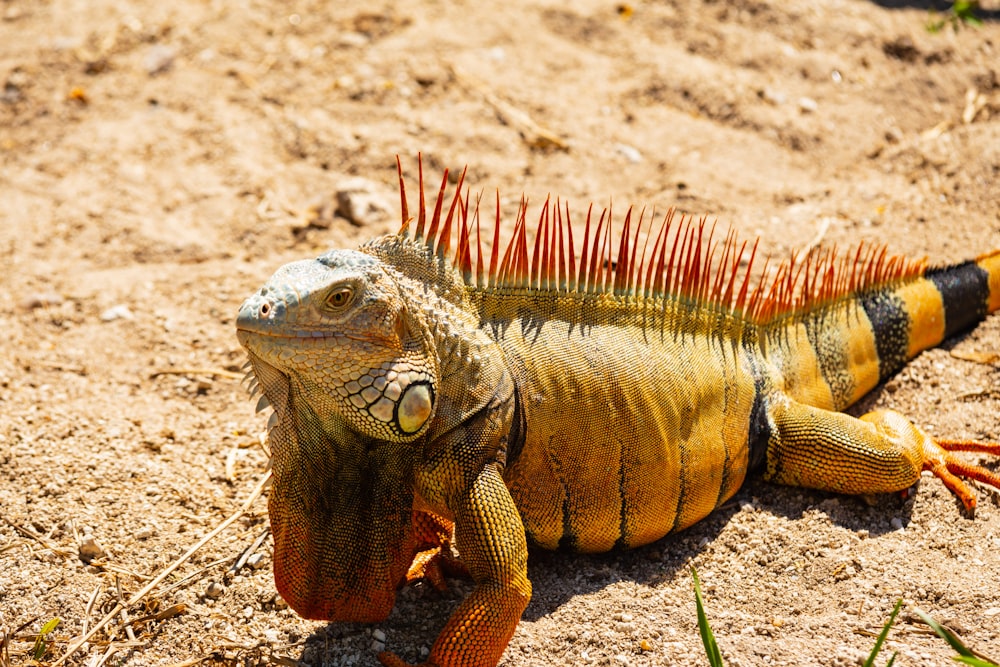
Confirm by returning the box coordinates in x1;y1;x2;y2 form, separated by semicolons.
236;161;1000;667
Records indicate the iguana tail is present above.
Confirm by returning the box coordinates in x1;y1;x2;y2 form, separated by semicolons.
765;248;1000;412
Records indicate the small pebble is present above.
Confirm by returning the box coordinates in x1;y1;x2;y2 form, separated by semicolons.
205;581;226;599
246;553;267;569
614;143;642;164
798;96;818;113
78;534;107;564
100;304;134;321
145;44;176;75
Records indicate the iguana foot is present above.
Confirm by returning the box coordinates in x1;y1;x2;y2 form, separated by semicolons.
922;437;1000;517
405;510;467;591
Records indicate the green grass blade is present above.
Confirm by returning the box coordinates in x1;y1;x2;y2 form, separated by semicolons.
913;608;974;657
691;567;724;667
863;599;902;667
954;658;999;667
32;617;61;660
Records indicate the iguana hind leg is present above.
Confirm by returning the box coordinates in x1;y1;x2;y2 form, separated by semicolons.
765;399;1000;515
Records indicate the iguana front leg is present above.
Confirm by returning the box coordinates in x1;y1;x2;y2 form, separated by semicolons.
764;397;1000;514
379;464;531;667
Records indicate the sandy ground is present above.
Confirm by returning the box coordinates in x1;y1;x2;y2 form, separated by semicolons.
3;1;1000;665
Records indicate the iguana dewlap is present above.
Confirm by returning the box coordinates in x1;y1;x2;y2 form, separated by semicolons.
236;160;1000;667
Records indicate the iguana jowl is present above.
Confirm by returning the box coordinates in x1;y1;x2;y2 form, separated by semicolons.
236;159;1000;667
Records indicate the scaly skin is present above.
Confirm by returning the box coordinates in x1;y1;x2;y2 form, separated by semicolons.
236;166;1000;667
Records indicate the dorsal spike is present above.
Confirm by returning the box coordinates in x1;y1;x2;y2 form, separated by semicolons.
614;207;633;294
531;197;549;290
631;207;650;296
556;200;567;291
565;202;577;292
578;204;593;292
547;201;558;291
515;201;530;287
474;192;485;288
602;205;614;292
663;214;688;294
735;238;759;313
436;166;467;259
397;156;411;235
591;209;608;293
424;168;450;249
415;155;428;241
488;191;502;288
456;192;473;281
496;198;519;286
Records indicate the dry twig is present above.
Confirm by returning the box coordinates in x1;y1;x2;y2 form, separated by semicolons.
52;471;272;666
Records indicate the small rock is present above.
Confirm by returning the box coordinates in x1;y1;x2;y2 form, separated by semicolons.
19;292;64;310
273;593;288;610
798;97;818;113
890;517;904;531
243;606;254;619
205;581;226;599
372;629;386;643
145;44;176;75
135;526;156;539
760;87;786;105
100;304;134;321
614;143;642;164
78;534;107;564
246;553;267;569
335;177;393;227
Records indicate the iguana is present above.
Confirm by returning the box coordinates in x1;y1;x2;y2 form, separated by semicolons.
236;158;1000;667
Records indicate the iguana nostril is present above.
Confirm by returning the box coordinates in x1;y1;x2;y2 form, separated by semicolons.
260;302;271;317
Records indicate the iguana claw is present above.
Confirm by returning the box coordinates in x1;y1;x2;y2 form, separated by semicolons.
922;437;1000;517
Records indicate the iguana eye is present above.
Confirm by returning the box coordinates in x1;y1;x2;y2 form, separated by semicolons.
325;286;354;310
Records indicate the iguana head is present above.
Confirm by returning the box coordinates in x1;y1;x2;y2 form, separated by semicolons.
236;247;439;622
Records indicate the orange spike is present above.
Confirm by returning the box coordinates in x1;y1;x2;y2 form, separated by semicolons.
488;190;502;288
565;203;577;292
645;209;670;298
735;238;759;312
578;204;593;293
665;215;686;296
588;209;607;293
556;201;567;291
531;198;549;290
397;156;410;235
415;155;427;241
456;193;472;281
592;209;609;293
655;210;676;298
474;192;485;288
614;207;632;294
547;201;558;290
629;208;645;295
634;208;652;296
602;206;613;293
516;202;530;287
496;198;519;286
424;168;450;249
437;167;467;259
